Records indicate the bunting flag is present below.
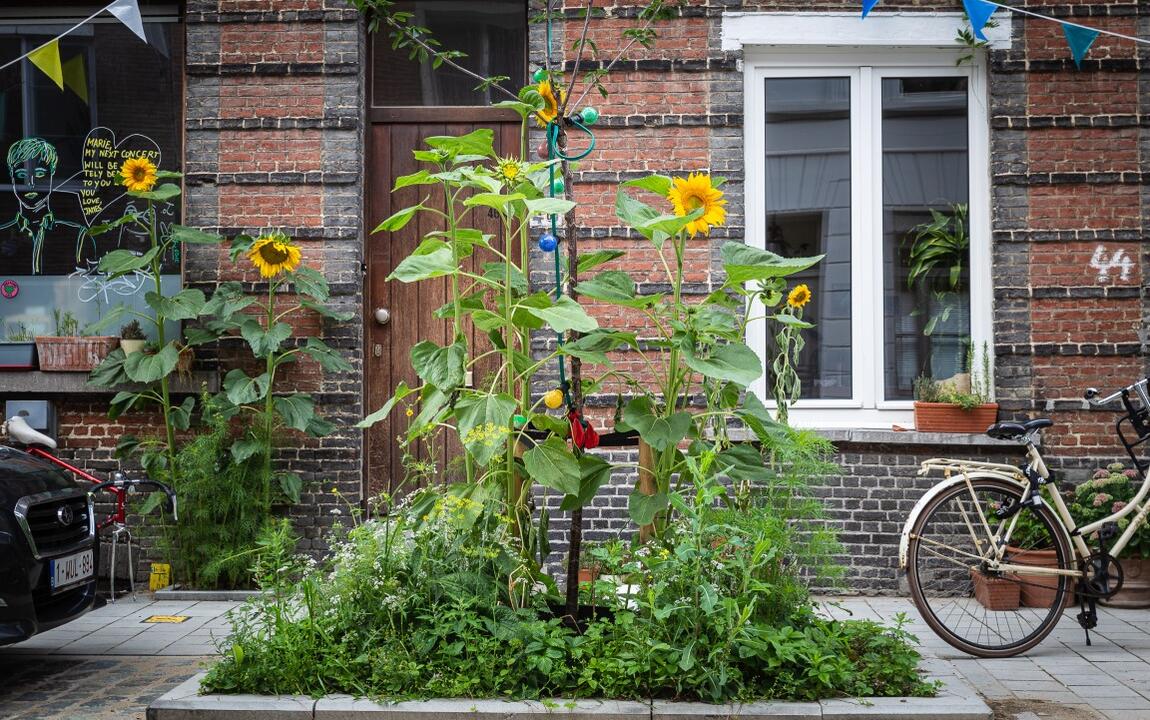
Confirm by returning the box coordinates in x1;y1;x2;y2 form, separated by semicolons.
27;41;64;90
861;0;881;19
62;55;89;103
0;0;151;76
962;0;998;42
1062;23;1100;70
106;0;148;45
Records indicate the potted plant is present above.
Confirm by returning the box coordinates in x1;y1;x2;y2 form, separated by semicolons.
119;319;147;355
969;566;1020;611
1072;463;1150;608
35;309;119;372
0;322;38;370
1005;496;1071;608
906;203;971;383
913;344;998;433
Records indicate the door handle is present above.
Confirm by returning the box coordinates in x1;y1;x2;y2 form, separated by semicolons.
374;307;391;325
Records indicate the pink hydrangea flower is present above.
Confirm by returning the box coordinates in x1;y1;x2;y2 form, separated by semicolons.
1094;469;1110;479
1094;493;1113;507
1125;469;1139;479
1113;501;1128;513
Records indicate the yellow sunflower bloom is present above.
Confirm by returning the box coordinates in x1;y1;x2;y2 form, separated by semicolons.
535;81;566;127
667;173;727;237
120;156;158;193
495;157;525;183
247;233;302;278
787;284;811;309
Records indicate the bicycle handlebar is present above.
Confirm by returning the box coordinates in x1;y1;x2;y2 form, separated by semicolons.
89;476;178;522
1084;377;1150;407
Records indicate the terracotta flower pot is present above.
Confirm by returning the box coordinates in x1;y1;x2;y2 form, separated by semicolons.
914;402;999;434
1007;546;1061;608
34;336;119;372
577;565;602;584
1102;556;1150;609
970;567;1020;610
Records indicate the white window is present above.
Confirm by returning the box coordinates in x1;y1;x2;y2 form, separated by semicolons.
742;39;995;430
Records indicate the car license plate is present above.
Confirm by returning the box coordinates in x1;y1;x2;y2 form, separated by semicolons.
50;549;94;591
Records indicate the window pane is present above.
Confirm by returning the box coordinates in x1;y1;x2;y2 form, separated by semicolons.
881;77;969;400
764;77;852;400
372;1;525;107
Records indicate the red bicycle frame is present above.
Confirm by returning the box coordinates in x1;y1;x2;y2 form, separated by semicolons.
27;446;126;530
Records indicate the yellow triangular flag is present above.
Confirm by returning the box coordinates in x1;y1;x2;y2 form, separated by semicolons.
27;40;63;90
62;54;88;104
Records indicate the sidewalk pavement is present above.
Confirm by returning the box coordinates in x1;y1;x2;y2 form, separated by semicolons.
3;594;1150;719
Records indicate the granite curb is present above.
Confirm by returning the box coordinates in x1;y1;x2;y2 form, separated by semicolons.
147;672;991;720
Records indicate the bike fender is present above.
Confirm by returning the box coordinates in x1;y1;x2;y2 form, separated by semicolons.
898;472;1026;570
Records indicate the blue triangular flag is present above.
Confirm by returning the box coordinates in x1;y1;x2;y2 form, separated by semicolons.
963;0;997;42
1062;23;1100;70
862;0;880;18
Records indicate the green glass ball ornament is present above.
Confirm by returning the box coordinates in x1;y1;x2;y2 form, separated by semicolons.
532;68;547;83
513;414;528;428
552;178;565;194
580;107;599;125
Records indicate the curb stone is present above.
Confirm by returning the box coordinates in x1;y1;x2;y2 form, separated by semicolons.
148;673;991;720
153;589;262;602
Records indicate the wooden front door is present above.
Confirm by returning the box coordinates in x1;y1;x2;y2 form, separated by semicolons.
364;109;520;498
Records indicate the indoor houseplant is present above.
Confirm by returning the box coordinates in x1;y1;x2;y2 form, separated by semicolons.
913;344;998;433
119;319;147;355
35;309;118;372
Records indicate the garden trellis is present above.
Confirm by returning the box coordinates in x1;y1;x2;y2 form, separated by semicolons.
865;0;1150;68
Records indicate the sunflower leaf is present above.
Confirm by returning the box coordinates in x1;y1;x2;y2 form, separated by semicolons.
623;175;672;197
721;242;824;284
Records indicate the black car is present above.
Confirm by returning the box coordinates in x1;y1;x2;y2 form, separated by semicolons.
0;445;98;645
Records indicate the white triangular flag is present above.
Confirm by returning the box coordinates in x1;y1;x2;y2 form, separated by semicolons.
105;0;148;44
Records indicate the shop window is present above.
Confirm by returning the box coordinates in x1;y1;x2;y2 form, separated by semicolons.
0;2;183;337
372;0;526;107
745;50;992;429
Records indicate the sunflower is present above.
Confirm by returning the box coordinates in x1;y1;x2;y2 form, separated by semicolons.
120;156;158;193
247;233;302;278
495;156;525;183
667;173;727;237
787;284;811;310
535;80;566;127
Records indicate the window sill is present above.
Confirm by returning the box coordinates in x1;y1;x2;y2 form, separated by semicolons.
0;371;219;397
726;426;1034;447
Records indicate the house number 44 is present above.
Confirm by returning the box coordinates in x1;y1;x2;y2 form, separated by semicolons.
1089;245;1133;283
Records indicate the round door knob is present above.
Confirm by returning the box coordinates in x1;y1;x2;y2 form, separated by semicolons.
374;307;391;325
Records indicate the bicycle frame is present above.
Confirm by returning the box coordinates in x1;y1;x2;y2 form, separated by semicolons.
25;446;127;531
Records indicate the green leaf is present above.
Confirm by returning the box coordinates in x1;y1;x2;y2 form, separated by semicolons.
230;438;264;464
275;394;317;433
372;204;423;233
275;472;303;504
388;241;457;282
170;225;223;245
131;183;181;202
575;271;656;308
737;392;786;444
628;490;669;526
123;343;180;383
522;437;581;496
408;386;450;441
291;266;330;302
425;129;495;159
98;246;160;278
559;330;636;365
638;210;702;241
463;192;526;212
83;305;129;336
455;392;516;467
306;415;335;437
410;340;466;391
491;99;535;118
622;174;672;197
471;310;504;332
202;282;255;319
482;262;528;295
682;342;763;386
622;397;691;452
524;295;598;334
721;242;823;284
772;313;814;329
615;187;661;235
577;250;625;273
394;169;436;190
524;197;576;216
170;396;196;431
146;288;206;321
357;381;415;429
300;337;353;373
229;234;255;263
87;347;130;387
107;390;146;420
223;369;270;405
560;454;613;511
301;299;355;322
240;319;292;357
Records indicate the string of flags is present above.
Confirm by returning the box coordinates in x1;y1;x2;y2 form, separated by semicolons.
863;0;1150;69
0;0;148;97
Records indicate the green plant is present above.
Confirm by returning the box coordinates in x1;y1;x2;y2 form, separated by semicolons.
119;319;145;340
913;342;993;410
5;322;35;342
52;309;80;337
906;203;969;338
1071;463;1150;558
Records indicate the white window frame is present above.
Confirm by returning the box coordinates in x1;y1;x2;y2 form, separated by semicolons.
742;39;995;430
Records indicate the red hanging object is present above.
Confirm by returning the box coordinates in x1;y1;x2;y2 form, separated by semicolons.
568;410;600;450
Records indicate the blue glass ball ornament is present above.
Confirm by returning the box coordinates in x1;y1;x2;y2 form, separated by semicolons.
533;68;548;83
538;233;559;252
580;107;599;125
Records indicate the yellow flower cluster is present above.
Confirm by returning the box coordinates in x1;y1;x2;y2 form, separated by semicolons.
462;421;509;448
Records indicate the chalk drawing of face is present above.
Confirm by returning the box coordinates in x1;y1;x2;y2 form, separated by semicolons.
6;139;59;214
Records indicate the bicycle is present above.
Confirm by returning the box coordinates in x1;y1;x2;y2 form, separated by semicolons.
1;414;177;600
900;377;1150;657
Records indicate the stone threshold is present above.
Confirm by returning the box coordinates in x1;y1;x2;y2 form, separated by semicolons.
147;672;991;720
153;588;261;601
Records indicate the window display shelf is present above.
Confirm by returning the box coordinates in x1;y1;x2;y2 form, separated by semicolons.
0;371;219;397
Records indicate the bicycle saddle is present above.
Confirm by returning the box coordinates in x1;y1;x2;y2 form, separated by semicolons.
2;415;57;449
986;418;1053;440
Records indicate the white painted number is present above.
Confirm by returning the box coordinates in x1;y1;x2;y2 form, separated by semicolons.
1090;245;1133;283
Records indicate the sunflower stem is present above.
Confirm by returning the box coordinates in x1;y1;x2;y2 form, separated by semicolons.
262;277;277;513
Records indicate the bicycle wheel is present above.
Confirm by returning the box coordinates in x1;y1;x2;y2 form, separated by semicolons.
906;477;1074;657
